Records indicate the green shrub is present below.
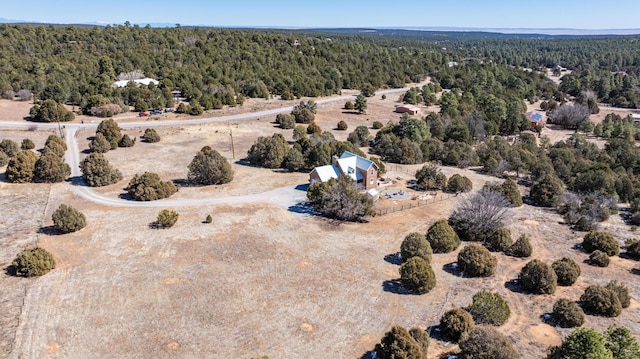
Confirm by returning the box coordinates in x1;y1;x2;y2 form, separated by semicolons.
52;204;87;234
552;257;581;286
372;121;384;129
530;173;564;207
188;146;234;185
33;153;71;183
247;133;289;169
467;290;511;326
126;172;177;201
205;214;213;223
547;328;611;359
518;259;557;295
375;326;426;359
143;128;161;143
580;285;622;317
605;326;640;359
589;250;610;267
457;244;497;277
12;247;56;277
44;134;67;157
336;120;348;131
415;164;447;190
440;308;475;342
96;118;122;143
486;227;513;252
344;101;354;110
6;150;37;183
551;298;585;328
0;139;19;157
507;235;533;258
582;231;619;256
80;153;123;187
501;179;523;207
89;132;111;153
306;122;322;135
275;113;295;129
155;209;179;229
0;151;7;167
606;280;630;309
459;327;520;359
20;138;36;150
425;219;460;253
118;134;136;147
399;257;436;294
447;173;473;193
408;327;429;356
625;239;640;259
400;232;432;264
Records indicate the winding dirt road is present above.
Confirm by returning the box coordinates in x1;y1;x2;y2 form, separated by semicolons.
0;87;414;209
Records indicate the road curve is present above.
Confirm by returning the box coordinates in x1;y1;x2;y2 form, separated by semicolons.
3;86;415;208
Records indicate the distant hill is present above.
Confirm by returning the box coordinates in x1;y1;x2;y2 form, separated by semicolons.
0;17;638;37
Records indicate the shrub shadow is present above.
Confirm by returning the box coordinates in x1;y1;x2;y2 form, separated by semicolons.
4;265;16;277
384;253;402;265
382;279;413;295
295;183;309;192
118;192;135;201
427;325;449;342
37;226;59;236
172;178;191;187
288;202;316;215
358;351;377;359
619;252;636;261
442;262;463;277
234;159;254;167
504;280;527;294
81;149;91;154
68;176;87;187
631;268;640;275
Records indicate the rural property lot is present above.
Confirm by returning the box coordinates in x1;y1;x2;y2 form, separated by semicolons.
1;86;639;359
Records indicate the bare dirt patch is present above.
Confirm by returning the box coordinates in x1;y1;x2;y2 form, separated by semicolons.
2;85;640;359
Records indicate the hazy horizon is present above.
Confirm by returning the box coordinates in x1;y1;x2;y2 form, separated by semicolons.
2;0;640;35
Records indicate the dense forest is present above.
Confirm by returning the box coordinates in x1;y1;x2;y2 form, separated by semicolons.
0;24;448;114
2;24;639;117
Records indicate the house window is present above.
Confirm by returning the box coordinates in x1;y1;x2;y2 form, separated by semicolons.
370;169;374;175
370;178;374;184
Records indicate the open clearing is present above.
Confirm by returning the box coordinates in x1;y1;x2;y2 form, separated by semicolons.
1;87;639;359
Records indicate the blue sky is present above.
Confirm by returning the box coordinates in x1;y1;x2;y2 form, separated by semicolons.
3;0;640;30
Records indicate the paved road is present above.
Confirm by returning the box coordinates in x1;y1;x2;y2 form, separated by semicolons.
2;86;414;208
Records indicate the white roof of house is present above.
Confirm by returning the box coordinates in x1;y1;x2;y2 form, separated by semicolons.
310;151;378;183
632;114;640;120
335;151;377;181
112;78;160;88
313;164;340;182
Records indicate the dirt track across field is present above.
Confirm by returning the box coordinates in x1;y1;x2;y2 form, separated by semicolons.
1;78;639;359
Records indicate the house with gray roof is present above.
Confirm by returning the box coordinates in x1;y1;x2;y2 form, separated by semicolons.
309;151;379;190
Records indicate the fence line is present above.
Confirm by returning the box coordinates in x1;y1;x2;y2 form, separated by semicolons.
375;192;455;216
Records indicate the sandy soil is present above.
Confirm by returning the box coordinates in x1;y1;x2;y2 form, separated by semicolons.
1;81;639;359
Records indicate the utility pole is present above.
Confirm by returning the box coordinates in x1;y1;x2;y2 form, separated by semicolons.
230;128;235;160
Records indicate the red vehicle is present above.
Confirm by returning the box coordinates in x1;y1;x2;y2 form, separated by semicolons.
139;112;148;117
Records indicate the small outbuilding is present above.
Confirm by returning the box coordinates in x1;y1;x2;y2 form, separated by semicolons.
395;105;420;115
525;112;545;129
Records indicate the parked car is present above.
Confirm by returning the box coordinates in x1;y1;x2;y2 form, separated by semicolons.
164;108;175;113
139;112;148;117
150;109;162;115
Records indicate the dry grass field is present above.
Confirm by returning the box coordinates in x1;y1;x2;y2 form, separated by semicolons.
1;88;639;359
